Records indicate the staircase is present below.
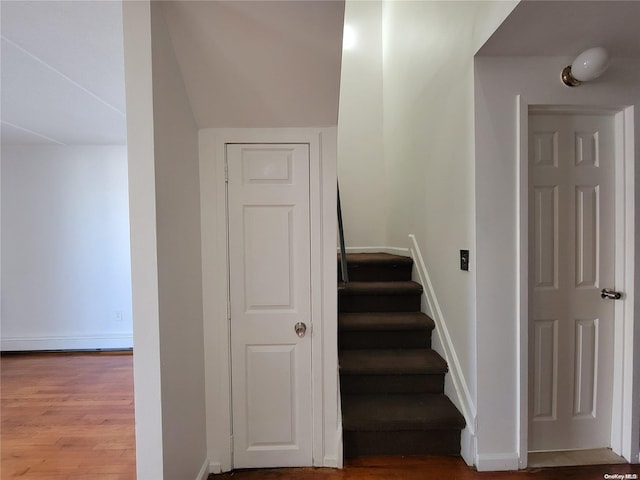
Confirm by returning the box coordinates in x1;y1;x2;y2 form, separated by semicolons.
338;253;465;458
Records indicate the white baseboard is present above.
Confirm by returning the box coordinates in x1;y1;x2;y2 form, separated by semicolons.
407;234;476;436
460;427;476;467
323;456;340;468
475;453;519;472
196;458;210;480
342;246;410;257
325;421;343;468
1;334;133;351
208;461;222;474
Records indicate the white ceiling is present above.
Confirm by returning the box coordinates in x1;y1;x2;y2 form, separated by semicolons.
2;0;637;144
1;1;127;145
1;0;344;146
160;1;344;128
478;0;640;58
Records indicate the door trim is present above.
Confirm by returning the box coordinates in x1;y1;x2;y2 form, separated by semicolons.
517;99;637;467
199;128;340;472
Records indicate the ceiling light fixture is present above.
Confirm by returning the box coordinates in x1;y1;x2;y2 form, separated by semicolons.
561;47;610;87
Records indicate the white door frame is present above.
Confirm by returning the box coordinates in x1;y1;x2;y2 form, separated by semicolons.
199;128;341;473
517;99;637;468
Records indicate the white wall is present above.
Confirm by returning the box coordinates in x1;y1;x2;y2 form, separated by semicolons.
126;0;341;476
475;56;640;468
151;3;208;479
379;0;517;457
155;1;344;130
123;1;208;479
0;145;132;350
122;2;164;478
337;1;386;247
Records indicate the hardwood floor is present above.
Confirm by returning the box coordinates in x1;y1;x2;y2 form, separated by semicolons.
211;456;639;480
2;353;637;480
1;352;136;480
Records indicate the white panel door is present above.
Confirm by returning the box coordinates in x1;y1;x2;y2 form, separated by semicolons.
227;143;312;468
529;113;616;451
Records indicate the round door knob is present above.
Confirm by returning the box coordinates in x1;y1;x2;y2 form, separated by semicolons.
294;322;307;338
601;288;622;300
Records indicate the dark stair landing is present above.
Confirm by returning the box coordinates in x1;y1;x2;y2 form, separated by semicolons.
338;253;465;458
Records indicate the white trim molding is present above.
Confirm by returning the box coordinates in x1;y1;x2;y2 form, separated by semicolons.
195;459;210;480
330;424;343;468
516;95;529;470
0;334;133;351
208;462;222;475
476;452;519;472
199;127;340;471
517;101;638;466
407;234;477;466
615;106;639;463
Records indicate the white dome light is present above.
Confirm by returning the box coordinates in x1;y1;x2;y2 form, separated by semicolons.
561;47;610;87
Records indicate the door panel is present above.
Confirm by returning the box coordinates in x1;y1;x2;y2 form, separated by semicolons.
243;205;295;310
228;143;312;468
246;345;296;446
575;186;599;288
532;319;558;420
533;185;558;289
573;318;598;417
529;114;615;451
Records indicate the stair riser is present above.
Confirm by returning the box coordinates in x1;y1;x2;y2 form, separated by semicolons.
339;330;431;350
340;374;444;394
337;254;463;459
339;265;413;282
339;294;421;313
343;429;462;458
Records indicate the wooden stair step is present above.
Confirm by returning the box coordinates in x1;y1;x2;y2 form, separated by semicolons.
338;253;413;282
336;251;464;457
340;252;414;267
340;373;444;394
339;281;423;296
339;330;431;349
339;282;423;313
343;429;462;458
339;312;435;349
340;349;447;376
339;312;435;331
342;393;465;431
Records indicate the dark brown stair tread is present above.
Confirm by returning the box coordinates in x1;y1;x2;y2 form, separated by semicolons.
339;281;423;296
343;429;461;457
340;349;447;375
338;253;413;266
342;393;466;431
339;312;435;331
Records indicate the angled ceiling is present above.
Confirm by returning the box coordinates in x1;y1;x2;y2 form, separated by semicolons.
160;1;345;128
3;0;636;144
478;0;640;57
1;1;127;145
1;0;344;146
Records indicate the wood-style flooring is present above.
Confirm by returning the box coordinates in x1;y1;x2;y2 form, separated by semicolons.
2;353;637;480
211;456;639;480
1;352;136;480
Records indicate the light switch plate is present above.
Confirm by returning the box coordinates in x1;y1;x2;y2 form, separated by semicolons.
460;250;469;271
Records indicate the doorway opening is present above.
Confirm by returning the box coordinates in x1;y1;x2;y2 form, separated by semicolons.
521;105;635;468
